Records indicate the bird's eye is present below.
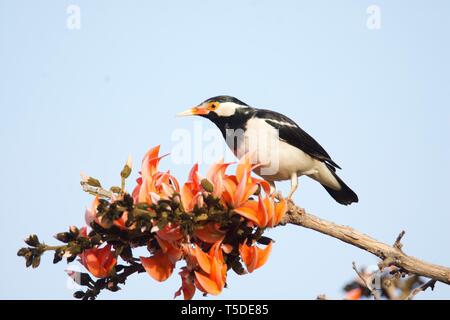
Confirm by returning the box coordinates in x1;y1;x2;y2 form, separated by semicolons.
209;103;218;110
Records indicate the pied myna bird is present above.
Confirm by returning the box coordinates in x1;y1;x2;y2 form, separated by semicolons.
178;95;358;205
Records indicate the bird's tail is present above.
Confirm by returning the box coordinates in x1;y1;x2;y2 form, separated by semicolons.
322;165;359;205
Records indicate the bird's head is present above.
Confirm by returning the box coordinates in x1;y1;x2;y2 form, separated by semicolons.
177;95;251;120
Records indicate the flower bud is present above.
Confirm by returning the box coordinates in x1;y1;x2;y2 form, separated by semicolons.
24;235;40;247
55;232;71;243
31;255;41;268
69;226;79;236
17;248;30;257
120;155;133;179
201;179;214;193
73;291;85;299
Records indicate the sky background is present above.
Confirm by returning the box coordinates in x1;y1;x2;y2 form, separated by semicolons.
1;0;449;299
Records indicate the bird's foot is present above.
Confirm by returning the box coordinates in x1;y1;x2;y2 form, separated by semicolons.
287;196;296;207
272;191;283;200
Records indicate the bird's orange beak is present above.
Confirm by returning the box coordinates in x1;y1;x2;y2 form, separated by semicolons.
177;106;210;117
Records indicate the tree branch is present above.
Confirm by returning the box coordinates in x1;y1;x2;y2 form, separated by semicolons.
282;203;450;286
352;261;381;300
81;181;115;199
406;279;437;300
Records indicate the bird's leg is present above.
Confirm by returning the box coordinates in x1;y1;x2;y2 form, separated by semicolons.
269;181;283;199
269;181;276;195
287;172;298;201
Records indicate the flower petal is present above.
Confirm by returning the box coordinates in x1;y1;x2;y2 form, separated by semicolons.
345;288;362;300
140;251;174;282
239;241;272;273
255;241;272;269
194;271;221;295
239;242;258;273
193;244;212;274
194;223;225;244
234;201;260;225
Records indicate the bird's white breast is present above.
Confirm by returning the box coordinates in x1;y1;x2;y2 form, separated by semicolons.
227;117;319;181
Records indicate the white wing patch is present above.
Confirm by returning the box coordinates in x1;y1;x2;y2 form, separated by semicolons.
262;118;297;128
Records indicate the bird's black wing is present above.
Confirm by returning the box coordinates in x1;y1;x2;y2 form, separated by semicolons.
255;109;341;170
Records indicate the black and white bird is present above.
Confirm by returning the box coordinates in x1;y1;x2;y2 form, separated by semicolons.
178;95;358;205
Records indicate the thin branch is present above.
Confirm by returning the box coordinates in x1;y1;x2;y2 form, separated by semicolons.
282;203;450;286
81;182;115;199
393;230;406;251
352;262;381;300
406;279;437;300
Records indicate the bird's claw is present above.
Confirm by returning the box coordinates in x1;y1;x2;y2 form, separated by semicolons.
271;191;283;201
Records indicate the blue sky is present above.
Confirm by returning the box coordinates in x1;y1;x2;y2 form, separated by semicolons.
1;0;449;299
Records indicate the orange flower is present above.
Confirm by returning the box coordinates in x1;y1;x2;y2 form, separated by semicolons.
85;196;131;230
84;196;100;226
140;251;174;282
345;288;363;300
140;235;182;282
132;146;179;204
157;223;183;242
265;196;287;227
223;165;259;210
113;211;129;230
206;159;233;197
80;244;117;278
239;241;272;273
235;195;287;228
155;235;183;264
180;163;203;212
192;242;227;295
235;153;271;195
80;227;88;237
174;268;196;300
194;222;225;244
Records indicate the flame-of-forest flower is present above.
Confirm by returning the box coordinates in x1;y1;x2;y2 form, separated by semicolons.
140;251;174;282
132;145;179;205
206;159;233;197
345;288;363;300
23;145;288;301
180;163;203;213
84;196;100;226
113;211;129;230
80;244;117;278
174;268;196;300
235;195;287;228
157;223;184;242
84;195;130;230
239;240;273;273
140;235;183;282
192;242;227;296
222;161;260;212
219;155;286;228
194;222;225;244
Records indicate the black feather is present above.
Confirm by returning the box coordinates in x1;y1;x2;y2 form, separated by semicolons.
255;109;342;170
203;95;249;106
321;164;358;205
